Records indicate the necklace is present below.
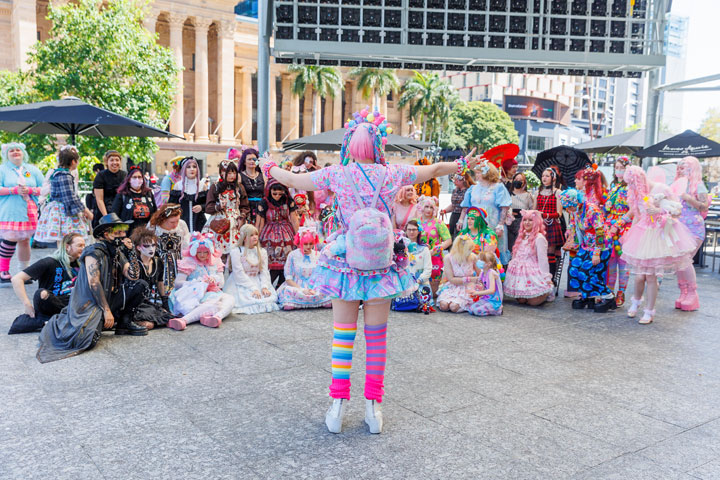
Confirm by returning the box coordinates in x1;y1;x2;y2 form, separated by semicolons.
244;170;259;180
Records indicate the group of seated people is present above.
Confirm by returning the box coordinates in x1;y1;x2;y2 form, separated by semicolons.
8;148;708;361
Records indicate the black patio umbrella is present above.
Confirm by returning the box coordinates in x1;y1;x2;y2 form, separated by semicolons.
531;146;591;189
574;129;672;155
282;128;432;153
0;97;181;144
635;130;720;159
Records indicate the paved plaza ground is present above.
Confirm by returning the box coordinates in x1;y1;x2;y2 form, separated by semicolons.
2;249;720;479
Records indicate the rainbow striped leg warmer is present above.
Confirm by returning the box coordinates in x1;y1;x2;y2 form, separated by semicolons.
329;322;357;400
364;323;388;403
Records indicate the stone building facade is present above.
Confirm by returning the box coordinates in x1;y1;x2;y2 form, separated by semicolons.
1;0;415;175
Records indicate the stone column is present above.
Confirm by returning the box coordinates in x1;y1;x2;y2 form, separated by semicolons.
380;95;388;117
168;13;186;137
332;93;342;130
11;0;36;71
269;72;277;146
217;20;236;143
281;73;299;142
143;9;158;34
194;17;212;143
400;106;410;136
240;67;254;145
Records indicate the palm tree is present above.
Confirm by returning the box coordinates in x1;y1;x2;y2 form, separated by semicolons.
398;71;459;142
349;67;400;112
288;65;343;135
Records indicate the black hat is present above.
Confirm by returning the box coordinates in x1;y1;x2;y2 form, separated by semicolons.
93;213;133;238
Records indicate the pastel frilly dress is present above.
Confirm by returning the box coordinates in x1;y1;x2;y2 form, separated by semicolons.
620;187;697;276
223;246;279;314
504;234;553;299
277;249;332;309
436;256;476;312
309;162;417;301
172;256;235;323
468;269;504;316
0;161;44;242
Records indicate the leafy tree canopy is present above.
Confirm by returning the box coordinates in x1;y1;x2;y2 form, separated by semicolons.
699;107;720;142
449;101;519;151
0;0;179;163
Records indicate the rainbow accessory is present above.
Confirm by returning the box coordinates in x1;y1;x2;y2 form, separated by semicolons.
340;108;391;166
560;188;585;209
467;206;488;220
455;157;469;175
261;154;278;180
188;232;216;257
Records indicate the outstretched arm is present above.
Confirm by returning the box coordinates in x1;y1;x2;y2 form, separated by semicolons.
415;148;477;185
259;156;317;191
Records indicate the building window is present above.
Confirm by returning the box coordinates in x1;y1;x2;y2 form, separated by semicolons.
527;136;548;151
251;74;257;140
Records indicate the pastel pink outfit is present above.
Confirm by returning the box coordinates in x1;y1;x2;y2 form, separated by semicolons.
393;202;417;231
620;199;696;276
436;257;475;312
173;257;235;324
504;234;554;299
309;162;417;301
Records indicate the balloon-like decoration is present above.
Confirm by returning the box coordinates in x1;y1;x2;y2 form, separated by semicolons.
340;107;392;166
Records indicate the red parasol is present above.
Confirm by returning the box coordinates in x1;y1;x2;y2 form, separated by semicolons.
481;144;519;168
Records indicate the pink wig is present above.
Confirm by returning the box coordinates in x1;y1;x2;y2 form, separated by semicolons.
675;156;702;195
394;185;418;205
182;232;223;267
293;229;319;248
347;123;376;162
623;166;649;216
178;157;200;202
512;209;546;258
417;195;439;218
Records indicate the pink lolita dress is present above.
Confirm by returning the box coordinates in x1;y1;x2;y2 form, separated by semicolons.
504;233;553;299
620;186;696;276
436;257;476;312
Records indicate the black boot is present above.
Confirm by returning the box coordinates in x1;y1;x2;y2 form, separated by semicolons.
593;296;617;313
115;313;148;336
572;297;593;309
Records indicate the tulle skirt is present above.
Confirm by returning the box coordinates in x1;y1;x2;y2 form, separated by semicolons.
620;217;695;276
311;242;415;302
504;261;553;299
277;284;332;310
436;283;474;312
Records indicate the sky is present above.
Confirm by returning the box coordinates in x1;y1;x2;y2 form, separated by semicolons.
668;0;720;131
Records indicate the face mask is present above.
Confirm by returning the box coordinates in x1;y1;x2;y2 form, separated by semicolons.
513;180;524;189
476;260;486;270
112;237;124;248
615;169;625;179
138;245;156;257
130;178;143;189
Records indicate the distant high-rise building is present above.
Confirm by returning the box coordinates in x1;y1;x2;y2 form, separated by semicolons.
659;14;689;133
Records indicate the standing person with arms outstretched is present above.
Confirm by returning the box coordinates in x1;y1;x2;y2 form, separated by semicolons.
259;112;477;434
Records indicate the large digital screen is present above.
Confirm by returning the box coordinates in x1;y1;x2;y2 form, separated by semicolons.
504;96;558;121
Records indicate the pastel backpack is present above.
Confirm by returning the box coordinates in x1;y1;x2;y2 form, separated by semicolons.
342;165;394;271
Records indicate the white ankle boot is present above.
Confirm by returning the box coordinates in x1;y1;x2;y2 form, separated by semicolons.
365;399;383;434
627;297;642;318
325;398;347;434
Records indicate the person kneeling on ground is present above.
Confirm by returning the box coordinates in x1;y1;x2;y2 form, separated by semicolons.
36;214;149;363
126;227;176;330
9;233;85;334
167;232;234;330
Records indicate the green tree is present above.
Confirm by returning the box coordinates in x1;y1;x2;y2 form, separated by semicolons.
0;0;179;163
398;71;458;143
699;107;720;142
288;65;343;135
0;71;55;161
449;101;519;151
349;67;400;112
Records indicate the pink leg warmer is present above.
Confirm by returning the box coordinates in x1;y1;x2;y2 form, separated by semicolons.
364;323;387;403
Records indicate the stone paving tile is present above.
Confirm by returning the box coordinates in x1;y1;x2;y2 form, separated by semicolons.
2;249;720;479
533;398;684;449
0;434;103;480
688;459;720;480
571;453;698;480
